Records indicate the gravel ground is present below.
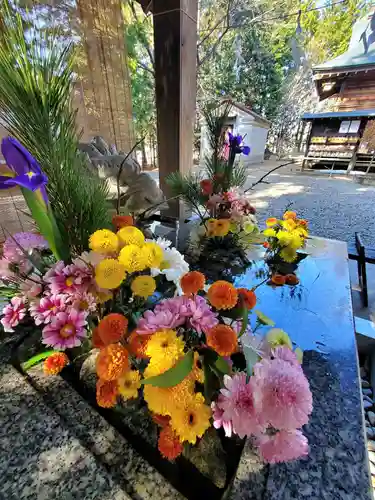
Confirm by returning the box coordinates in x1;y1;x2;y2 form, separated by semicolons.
244;162;375;249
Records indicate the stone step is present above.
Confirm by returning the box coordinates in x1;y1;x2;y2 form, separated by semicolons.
0;363;130;500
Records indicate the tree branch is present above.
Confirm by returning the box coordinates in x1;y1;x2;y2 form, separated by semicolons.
137;60;155;76
129;0;155;68
244;161;295;193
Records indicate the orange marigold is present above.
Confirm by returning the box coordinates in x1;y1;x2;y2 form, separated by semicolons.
92;327;105;349
206;324;238;356
207;280;238;310
98;313;128;345
238;288;257;310
263;241;270;249
180;271;206;295
283;211;297;220
285;274;300;286
43;352;69;375
127;332;151;359
96;379;118;408
112;214;134;230
152;413;171;428
96;344;129;381
271;274;286;286
158;425;183;460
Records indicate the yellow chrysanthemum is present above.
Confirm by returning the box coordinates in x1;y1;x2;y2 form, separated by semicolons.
89;229;119;254
276;231;293;247
142;242;164;268
266;217;278;227
117;226;145;247
95;259;126;289
170;393;212;444
214;219;230;237
282;219;297;232
146;329;185;364
288;232;304;250
263;228;277;238
131;275;156;299
118;370;141;400
143;377;195;416
266;328;292;349
279;247;297;263
118;244;148;272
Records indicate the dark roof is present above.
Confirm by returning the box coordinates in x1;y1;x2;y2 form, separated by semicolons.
302;109;375;120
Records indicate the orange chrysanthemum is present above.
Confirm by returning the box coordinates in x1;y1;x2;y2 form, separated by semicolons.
283;211;297;220
158;425;183;460
43;352;69;375
96;344;129;381
180;271;206;295
271;274;286;286
127;332;151;359
112;214;134;230
206;324;238;356
285;274;300;285
98;313;128;345
238;288;257;310
207;280;238;310
298;219;308;227
263;241;270;248
92;327;105;349
153;413;171;428
96;379;118;408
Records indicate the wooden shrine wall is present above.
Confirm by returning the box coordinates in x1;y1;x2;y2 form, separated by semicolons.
337;70;375;111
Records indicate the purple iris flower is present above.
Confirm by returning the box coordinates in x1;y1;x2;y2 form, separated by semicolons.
0;137;49;204
228;132;251;156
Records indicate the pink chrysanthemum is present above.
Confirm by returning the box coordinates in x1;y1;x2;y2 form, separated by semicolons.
0;257;16;280
253;358;312;430
1;296;27;332
3;232;48;263
29;294;67;326
42;308;88;349
44;261;92;296
257;430;309;464
68;291;97;313
217;373;264;438
137;309;185;333
184;295;218;334
271;346;302;369
212;395;233;437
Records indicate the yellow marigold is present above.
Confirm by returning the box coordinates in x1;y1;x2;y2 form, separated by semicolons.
266;217;278;227
288;232;304;250
206;324;238;356
95;258;126;289
266;328;292;349
118;244;148;272
170;393;212;445
96;343;129;381
43;352;69;375
282;219;297;232
117;226;145;247
158;425;183;460
283;211;297;220
143;377;195;416
276;231;293;247
142;242;164;268
279;247;297;263
263;228;277;238
207;280;238;310
96;379;118;408
214;219;230;237
89;229;119;254
145;329;185;366
118;369;141;400
131;275;156;299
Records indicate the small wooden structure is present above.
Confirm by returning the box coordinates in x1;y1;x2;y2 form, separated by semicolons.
300;9;375;172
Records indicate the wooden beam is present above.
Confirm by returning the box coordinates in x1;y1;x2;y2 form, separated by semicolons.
153;0;198;219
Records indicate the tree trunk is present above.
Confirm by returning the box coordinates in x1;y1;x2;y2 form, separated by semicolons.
141;141;147;169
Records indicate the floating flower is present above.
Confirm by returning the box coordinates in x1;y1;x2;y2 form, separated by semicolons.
279;247;297;263
131;275;156;299
253;357;313;430
29;294;67;325
89;229;119;254
151;247;189;291
118;244;148;272
42;308;88;349
44;260;92;296
137;307;185;334
238;288;257;309
271;274;286;286
206;324;238;356
127;332;152;359
142;242;164;268
145;329;185;376
216;373;263;438
276;231;293;247
96;379;118;408
272;346;302;368
118;369;141;400
96;343;129;381
285;274;299;286
98;313;128;345
257;430;309;464
207;280;238;310
266;218;278;227
0;296;27;332
112;214;133;229
95;258;126;289
158;425;184;460
43;352;69;375
3;232;48;263
143;377;195;416
266;328;292;350
185;295;219;334
214;219;230;237
181;271;206;295
283;211;297;220
117;226;145;247
200;179;213;196
170;393;211;445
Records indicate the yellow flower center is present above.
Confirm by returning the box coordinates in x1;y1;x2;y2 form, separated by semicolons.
79;300;89;310
60;323;76;338
160;260;170;270
65;276;74;287
26;171;35;178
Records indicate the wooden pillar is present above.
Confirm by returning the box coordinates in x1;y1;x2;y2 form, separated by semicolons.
153;0;198;219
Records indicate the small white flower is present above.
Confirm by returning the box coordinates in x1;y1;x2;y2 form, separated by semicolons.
146;237;172;251
150;247;189;292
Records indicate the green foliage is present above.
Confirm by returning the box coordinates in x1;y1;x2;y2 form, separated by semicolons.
141;350;194;387
0;2;111;254
166;171;206;209
22;350;61;371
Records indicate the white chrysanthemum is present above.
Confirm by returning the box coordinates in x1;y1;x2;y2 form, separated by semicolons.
145;237;172;251
150;247;189;293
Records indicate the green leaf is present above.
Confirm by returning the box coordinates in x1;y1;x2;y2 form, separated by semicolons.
22;350;61;371
214;355;230;375
141;351;194;388
238;306;249;339
242;344;260;376
254;310;275;327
